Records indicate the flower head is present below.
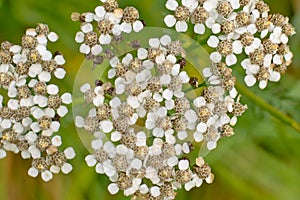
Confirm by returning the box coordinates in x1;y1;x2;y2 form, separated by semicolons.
73;0;144;60
0;23;75;181
75;34;246;198
164;0;295;89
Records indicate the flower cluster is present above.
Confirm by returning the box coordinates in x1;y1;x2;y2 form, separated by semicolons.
72;0;145;60
0;23;75;181
164;0;295;89
70;0;296;198
75;35;246;198
164;0;206;33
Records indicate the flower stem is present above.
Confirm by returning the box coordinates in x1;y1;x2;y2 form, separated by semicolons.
183;82;207;93
235;81;300;133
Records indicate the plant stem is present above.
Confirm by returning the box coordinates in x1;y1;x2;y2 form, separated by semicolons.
183;82;207;93
235;81;300;133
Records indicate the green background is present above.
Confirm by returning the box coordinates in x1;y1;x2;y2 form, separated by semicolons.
0;0;300;199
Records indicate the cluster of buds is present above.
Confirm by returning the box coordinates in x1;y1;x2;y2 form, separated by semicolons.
165;0;295;89
75;34;246;199
72;0;145;63
0;24;75;182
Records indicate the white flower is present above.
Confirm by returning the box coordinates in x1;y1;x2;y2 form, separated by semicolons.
30;109;60;136
164;1;191;33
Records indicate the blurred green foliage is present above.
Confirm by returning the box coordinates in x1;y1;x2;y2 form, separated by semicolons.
0;0;300;200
